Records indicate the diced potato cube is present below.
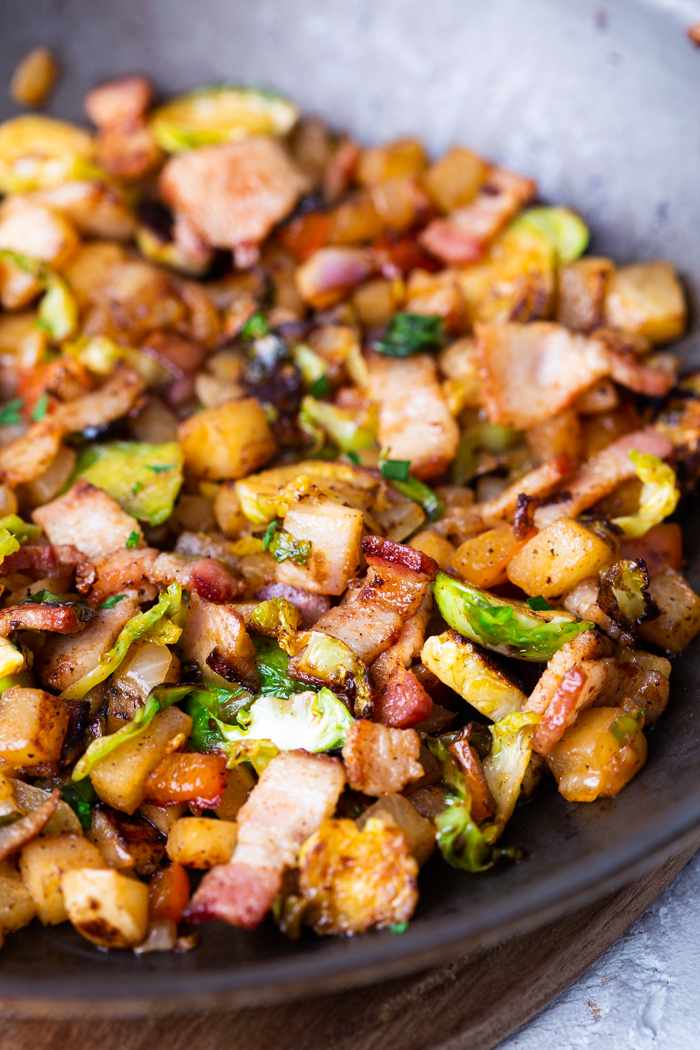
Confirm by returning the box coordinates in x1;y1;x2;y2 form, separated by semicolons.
0;203;80;271
278;494;364;595
328;192;383;245
507;519;614;598
546;706;647;802
450;523;532;590
638;569;700;653
352;278;400;328
63;240;127;309
0;687;73;768
0;859;35;933
166;816;237;869
62;867;148;948
356;138;427;185
422;146;489;213
177;398;277;481
89;706;192;815
604;261;686;344
0;255;43;310
526;410;583;465
409;529;456;571
20;834;105;925
556;257;613;332
421;630;526;721
214;764;255;822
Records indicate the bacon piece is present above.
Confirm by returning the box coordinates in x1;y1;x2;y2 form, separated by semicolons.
37;595;139;692
524;631;613;716
0;544;86;580
367;352;459;480
0;366;145;488
479;454;575;527
254;582;330;629
185;752;344;928
448;737;495;822
419;167;536;264
342;719;423;796
150;552;245;604
534;427;674;527
0;603;87;637
85;75;154;127
295;247;373;308
532;666;588;756
33;481;143;563
77;547;158;604
180;593;257;687
477;322;673;431
160;138;309;256
374;667;433;729
314;537;437;664
0;789;59;863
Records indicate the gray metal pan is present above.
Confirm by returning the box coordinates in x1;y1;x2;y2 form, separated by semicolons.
0;0;699;1018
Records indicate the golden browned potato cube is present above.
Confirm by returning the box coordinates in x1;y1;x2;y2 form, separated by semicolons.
409;529;456;571
328;192;384;245
556;257;613;331
166;817;237;869
507;518;613;598
277;494;364;595
0;859;35;933
422;146;489;213
298;817;418;935
638;569;700;653
356;137;427;185
352;278;400;328
526;409;583;465
89;706;192;815
10;47;59;108
20;834;105;926
0;687;73;768
604;261;686;344
214;765;255;822
0;311;47;369
358;794;435;866
546;707;647;802
177;398;277;481
62;867;148;948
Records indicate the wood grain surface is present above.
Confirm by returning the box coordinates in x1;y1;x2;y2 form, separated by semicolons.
2;828;698;1050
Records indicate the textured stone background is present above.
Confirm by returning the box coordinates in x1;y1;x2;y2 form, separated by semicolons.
497;850;700;1049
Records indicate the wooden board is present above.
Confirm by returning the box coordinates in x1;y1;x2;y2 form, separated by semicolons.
1;829;698;1050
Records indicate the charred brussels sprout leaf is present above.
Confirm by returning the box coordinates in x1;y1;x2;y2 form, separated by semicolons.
300;397;377;453
612;452;679;538
262;520;312;565
215;688;353;761
483;711;541;839
0;526;20;567
287;631;373;718
597;559;659;628
62;583;182;701
73;441;184;526
426;738;519;872
433;571;595;662
0;514;41;544
250;599;302;651
72;671;188;781
375;313;444;358
150;84;299;152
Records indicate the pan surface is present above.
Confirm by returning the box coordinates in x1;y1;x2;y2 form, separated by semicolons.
0;0;699;1014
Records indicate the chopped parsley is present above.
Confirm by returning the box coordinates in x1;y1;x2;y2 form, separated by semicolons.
375;313;444;358
31;393;49;422
125;530;140;549
0;399;24;426
97;594;126;610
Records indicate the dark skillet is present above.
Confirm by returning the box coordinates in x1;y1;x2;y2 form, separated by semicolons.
0;0;699;1016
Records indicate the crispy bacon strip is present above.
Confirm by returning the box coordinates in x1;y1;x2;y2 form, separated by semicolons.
185;752;345;928
479;454;575;527
0;603;87;637
0;545;87;580
150;552;245;604
314;538;438;664
76;548;158;604
419;167;536;265
342;719;423;796
532;666;588;756
374;667;433;729
524;631;613;716
534;427;674;527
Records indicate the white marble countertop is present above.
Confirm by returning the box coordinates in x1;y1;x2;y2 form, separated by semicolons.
496;848;700;1049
